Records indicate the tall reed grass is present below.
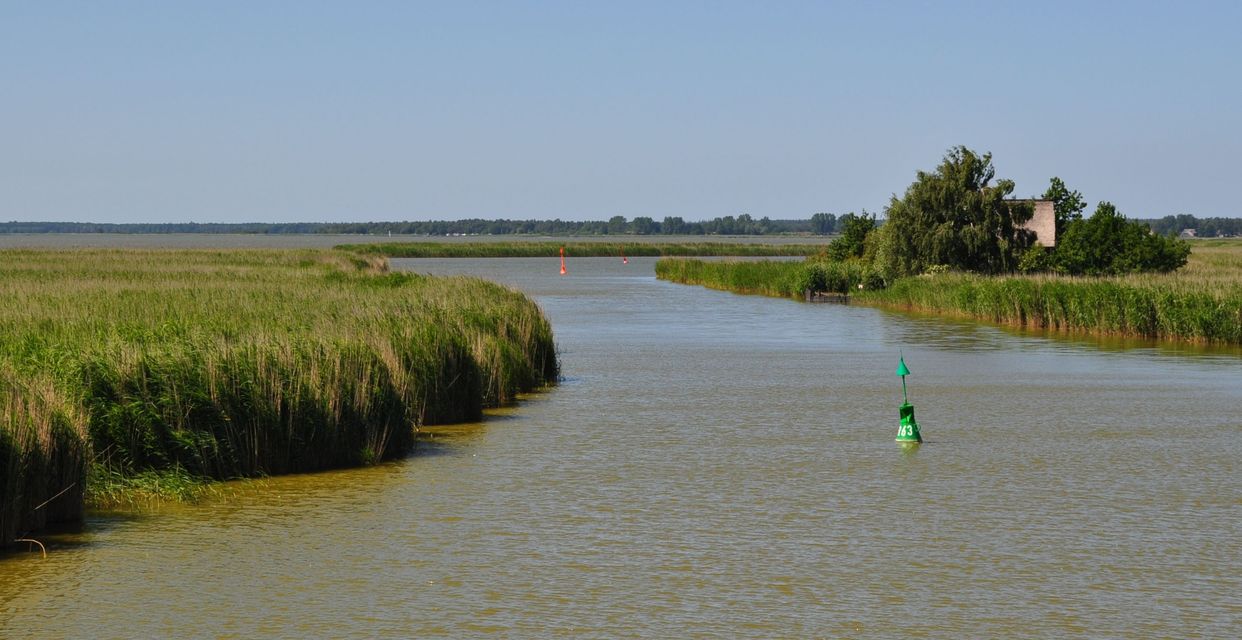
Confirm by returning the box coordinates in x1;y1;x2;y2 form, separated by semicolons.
653;257;883;297
0;249;558;547
653;259;806;297
341;241;827;258
867;272;1242;343
1;369;86;549
655;240;1242;344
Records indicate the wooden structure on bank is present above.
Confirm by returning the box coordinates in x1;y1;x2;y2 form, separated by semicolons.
805;290;850;303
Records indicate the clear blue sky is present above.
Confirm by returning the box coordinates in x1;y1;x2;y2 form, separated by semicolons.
3;1;1239;223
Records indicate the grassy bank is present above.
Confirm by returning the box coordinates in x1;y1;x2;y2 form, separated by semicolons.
653;258;883;297
340;241;828;258
1;249;558;547
655;240;1242;343
866;273;1242;343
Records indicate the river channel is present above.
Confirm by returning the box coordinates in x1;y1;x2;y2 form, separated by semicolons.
1;257;1239;638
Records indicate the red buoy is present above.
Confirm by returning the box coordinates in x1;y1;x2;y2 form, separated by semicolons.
559;247;567;275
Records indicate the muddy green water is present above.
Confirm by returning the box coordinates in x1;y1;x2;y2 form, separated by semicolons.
2;257;1239;638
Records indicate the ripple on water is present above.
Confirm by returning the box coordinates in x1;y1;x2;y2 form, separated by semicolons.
2;257;1240;638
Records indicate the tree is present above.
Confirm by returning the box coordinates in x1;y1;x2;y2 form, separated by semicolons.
630;216;657;235
1171;213;1198;235
662;216;687;235
1042;177;1086;237
810;213;836;235
606;215;628;234
712;215;737;235
826;212;874;261
877;146;1035;276
1053;202;1189;275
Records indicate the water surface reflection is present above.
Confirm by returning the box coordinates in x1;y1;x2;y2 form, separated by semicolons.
1;257;1238;638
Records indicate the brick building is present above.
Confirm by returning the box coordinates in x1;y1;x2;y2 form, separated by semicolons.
1009;199;1056;247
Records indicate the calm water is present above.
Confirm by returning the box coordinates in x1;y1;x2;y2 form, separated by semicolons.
1;257;1239;638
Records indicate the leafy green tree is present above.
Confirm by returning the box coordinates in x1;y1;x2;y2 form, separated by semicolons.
1146;214;1242;237
877;146;1035;276
1170;213;1198;235
1053;202;1190;275
1017;244;1053;273
630;216;657;235
659;216;685;234
711;215;738;235
810;212;836;234
606;215;628;234
1042;177;1086;237
826;212;875;261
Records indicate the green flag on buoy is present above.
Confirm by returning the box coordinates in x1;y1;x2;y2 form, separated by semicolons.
895;355;922;444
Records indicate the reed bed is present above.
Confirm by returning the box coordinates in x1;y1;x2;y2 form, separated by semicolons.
0;249;558;546
868;272;1242;343
654;259;806;297
656;240;1242;344
341;241;827;258
653;258;883;297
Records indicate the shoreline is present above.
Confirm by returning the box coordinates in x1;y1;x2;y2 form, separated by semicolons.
654;250;1242;345
0;249;559;548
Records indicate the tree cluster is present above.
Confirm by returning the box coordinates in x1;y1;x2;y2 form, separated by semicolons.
841;146;1191;280
825;212;875;261
1036;202;1189;276
1143;214;1242;238
875;146;1035;277
0;215;843;237
1022;177;1189;275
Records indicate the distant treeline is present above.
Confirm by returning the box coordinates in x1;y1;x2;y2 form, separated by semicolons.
8;214;1240;238
1141;215;1242;237
0;214;842;236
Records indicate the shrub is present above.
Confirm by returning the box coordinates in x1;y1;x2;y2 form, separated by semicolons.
1053;202;1190;275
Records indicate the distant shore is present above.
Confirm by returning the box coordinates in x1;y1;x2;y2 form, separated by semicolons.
0;233;835;250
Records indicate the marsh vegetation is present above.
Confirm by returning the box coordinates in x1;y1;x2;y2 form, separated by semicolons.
0;249;557;546
656;239;1242;343
656;146;1231;343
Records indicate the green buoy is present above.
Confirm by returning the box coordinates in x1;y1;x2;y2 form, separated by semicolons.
895;355;923;444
